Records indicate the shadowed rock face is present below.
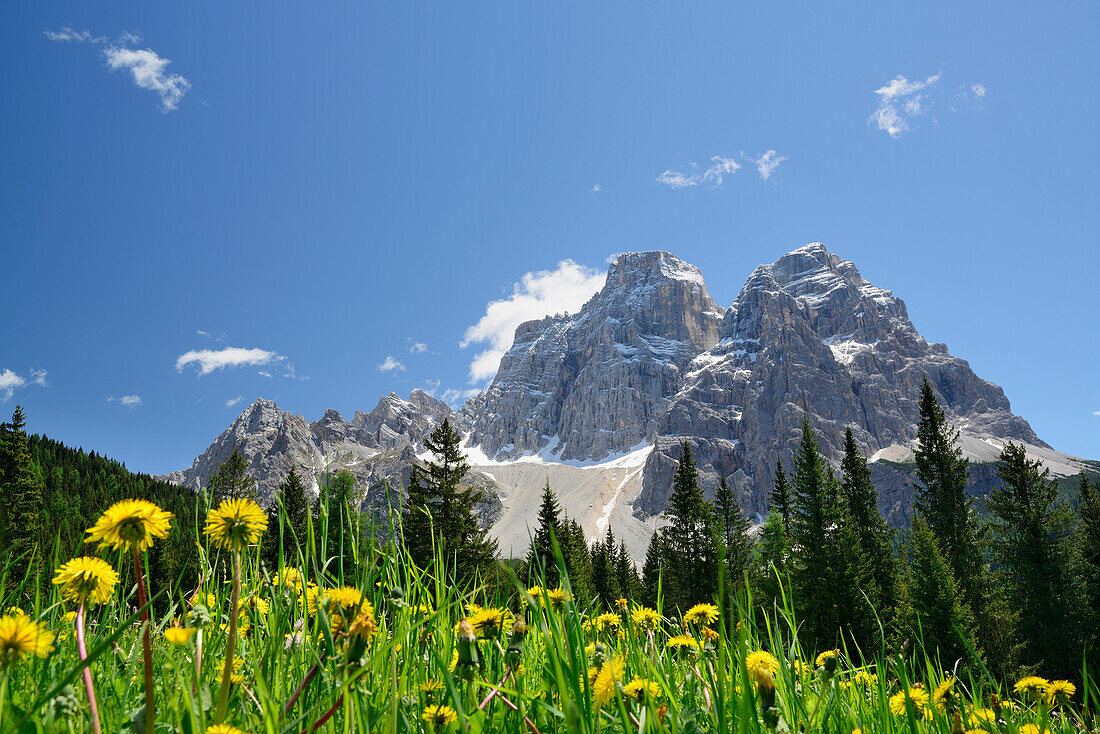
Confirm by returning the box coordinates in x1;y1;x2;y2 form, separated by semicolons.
460;251;723;462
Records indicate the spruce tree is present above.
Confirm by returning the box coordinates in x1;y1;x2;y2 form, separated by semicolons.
899;518;981;669
988;442;1075;678
829;466;880;654
262;466;311;569
316;469;360;580
615;540;637;600
526;479;563;587
715;475;753;595
1076;475;1100;666
0;406;43;585
840;427;897;620
210;448;259;503
662;442;719;610
753;511;789;611
789;419;837;647
770;459;793;528
641;529;667;608
561;518;592;599
590;525;620;606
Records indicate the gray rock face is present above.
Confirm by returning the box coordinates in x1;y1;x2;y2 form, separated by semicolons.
461;251;723;461
633;243;1044;519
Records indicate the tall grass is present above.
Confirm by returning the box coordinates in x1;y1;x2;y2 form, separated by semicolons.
0;492;1091;733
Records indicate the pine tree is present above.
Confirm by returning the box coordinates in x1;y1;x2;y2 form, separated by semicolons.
561;518;592;599
753;511;789;611
641;529;667;608
262;466;311;569
839;427;897;620
316;469;360;581
899;518;981;669
715;475;753;596
615;540;637;600
1076;475;1100;667
829;466;880;654
789;419;837;648
402;419;498;582
988;442;1076;678
662;442;719;610
0;406;43;586
590;525;620;606
210;448;259;503
526;479;563;587
771;459;793;528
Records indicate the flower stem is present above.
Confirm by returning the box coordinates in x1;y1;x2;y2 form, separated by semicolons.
215;550;241;723
76;603;102;734
132;548;155;734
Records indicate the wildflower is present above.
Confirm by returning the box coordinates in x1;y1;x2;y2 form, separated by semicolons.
63;611;78;623
273;567;304;592
545;587;568;610
454;619;479;680
631;605;661;631
207;726;249;734
5;607;25;618
933;678;959;711
623;677;661;702
219;657;245;685
745;650;780;689
700;627;719;645
889;686;929;716
53;557;119;606
592;657;625;707
0;614;55;668
596;612;622;635
853;670;878;687
204;499;268;551
666;634;700;652
615;597;629;612
164;627;197;646
85;499;173;553
790;660;814;678
968;708;997;728
468;606;509;640
526;585;543;600
815;649;841;668
347;610;378;640
1019;727;1051;734
683;603;719;626
284;632;303;649
419;679;444;695
422;704;458;730
1046;680;1075;706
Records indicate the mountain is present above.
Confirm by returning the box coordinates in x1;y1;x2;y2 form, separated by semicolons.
164;244;1089;560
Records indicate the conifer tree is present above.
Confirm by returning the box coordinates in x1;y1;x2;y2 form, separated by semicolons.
590;525;620;606
615;540;638;600
526;479;563;587
315;469;360;580
0;406;43;584
715;475;753;595
829;466;880;654
401;465;435;568
641;529;667;608
210;448;259;503
839;427;897;619
899;517;981;669
402;419;498;582
753;511;789;611
789;419;837;647
770;459;793;528
262;466;311;569
1076;475;1100;665
662;442;718;610
561;517;592;599
988;442;1075;677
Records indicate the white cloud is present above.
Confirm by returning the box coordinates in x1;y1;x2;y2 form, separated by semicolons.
442;388;482;406
176;347;280;375
657;155;741;189
590;184;602;193
1093;410;1100;417
748;150;788;180
461;259;606;383
377;356;405;373
421;379;441;397
870;73;941;138
0;370;27;401
103;46;190;112
44;27;107;43
226;396;243;408
971;83;987;98
30;369;48;387
408;341;428;354
258;371;273;379
108;394;142;408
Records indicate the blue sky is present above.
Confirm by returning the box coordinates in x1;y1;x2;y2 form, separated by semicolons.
1;2;1097;474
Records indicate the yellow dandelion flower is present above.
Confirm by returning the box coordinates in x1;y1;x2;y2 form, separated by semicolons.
207;726;249;734
204;499;267;551
596;612;622;634
854;670;878;687
526;585;543;599
422;704;458;728
468;607;509;640
1019;726;1050;734
545;587;568;610
631;605;661;631
666;634;700;652
614;597;629;612
273;567;304;592
745;650;780;689
592;657;625;707
53;557;120;606
700;627;719;644
968;708;997;728
889;686;929;716
85;498;173;553
5;607;25;618
63;611;78;623
965;730;989;734
1014;676;1049;695
1046;680;1075;706
683;603;719;626
933;678;958;711
623;677;661;702
419;679;444;694
164;627;197;646
0;614;55;668
219;657;245;685
815;649;841;668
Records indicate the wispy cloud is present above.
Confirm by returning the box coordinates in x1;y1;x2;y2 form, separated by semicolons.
377;356;405;373
258;371;273;379
461;260;606;383
746;150;788;180
0;370;27;401
657;155;741;189
176;347;281;376
108;395;142;408
408;341;428;354
970;83;987;98
30;369;48;387
1093;410;1100;417
870;73;941;138
442;388;482;406
226;396;243;408
44;27;107;44
590;184;602;193
103;46;191;112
